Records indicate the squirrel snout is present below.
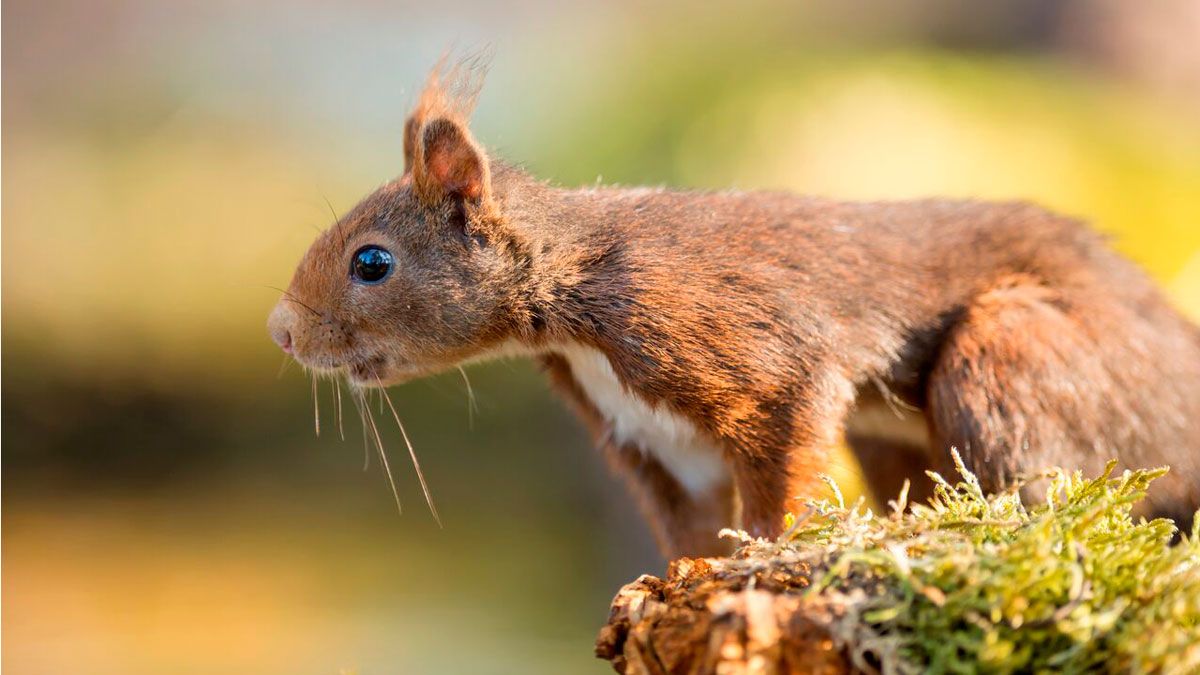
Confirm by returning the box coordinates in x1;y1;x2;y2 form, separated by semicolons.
277;329;293;354
267;302;295;355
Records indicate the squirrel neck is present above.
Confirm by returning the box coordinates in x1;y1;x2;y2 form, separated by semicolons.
490;162;658;351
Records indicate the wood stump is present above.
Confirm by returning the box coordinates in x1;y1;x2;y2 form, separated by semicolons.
596;556;853;675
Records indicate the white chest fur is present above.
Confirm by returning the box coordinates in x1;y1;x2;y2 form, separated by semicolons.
557;344;730;496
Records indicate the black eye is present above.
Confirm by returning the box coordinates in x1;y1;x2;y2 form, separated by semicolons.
351;246;394;284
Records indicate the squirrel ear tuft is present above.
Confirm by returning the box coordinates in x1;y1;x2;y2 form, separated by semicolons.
414;117;490;203
402;115;421;175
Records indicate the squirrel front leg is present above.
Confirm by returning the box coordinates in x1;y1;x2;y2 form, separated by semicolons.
729;386;850;539
605;441;735;558
731;450;834;539
541;354;735;558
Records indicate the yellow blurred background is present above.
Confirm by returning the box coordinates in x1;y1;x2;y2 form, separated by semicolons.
4;1;1199;673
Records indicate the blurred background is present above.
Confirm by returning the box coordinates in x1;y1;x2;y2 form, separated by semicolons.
4;0;1200;672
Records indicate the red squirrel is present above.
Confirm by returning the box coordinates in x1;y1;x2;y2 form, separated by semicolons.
268;63;1200;558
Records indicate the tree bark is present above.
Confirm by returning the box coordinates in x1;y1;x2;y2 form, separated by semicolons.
596;556;854;675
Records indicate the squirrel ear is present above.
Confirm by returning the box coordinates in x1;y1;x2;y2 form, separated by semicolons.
402;114;421;175
414;117;490;203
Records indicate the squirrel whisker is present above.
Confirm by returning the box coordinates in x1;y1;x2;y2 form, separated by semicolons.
320;194;349;251
263;285;322;318
277;354;294;379
456;365;477;430
332;377;345;442
358;387;403;516
376;373;443;528
346;386;372;472
310;371;320;437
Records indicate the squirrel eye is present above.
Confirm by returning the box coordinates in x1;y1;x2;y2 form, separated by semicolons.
350;246;394;284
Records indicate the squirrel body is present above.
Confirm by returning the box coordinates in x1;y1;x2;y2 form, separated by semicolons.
269;66;1200;557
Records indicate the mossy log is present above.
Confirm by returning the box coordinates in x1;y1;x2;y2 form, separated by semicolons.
596;459;1199;675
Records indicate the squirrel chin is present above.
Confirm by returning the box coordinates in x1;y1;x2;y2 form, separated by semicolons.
345;359;428;388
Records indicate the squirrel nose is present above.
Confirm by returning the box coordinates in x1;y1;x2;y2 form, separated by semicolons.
267;302;297;355
277;330;293;354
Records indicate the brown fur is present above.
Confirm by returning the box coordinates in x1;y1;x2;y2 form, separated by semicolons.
269;63;1200;558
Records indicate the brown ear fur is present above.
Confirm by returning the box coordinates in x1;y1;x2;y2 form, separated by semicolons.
416;117;490;202
403;57;495;211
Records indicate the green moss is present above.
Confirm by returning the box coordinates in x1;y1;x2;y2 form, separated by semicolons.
768;454;1199;674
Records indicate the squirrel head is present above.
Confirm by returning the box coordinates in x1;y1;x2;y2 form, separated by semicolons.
268;59;530;386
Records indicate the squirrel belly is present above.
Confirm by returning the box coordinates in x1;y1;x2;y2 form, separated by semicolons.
557;343;729;497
